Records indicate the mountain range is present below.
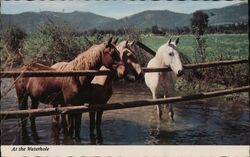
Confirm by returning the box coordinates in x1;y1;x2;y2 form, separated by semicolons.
0;2;248;32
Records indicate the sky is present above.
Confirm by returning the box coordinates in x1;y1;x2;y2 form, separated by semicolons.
1;0;246;19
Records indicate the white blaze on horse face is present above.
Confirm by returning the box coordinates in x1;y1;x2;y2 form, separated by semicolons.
116;40;143;75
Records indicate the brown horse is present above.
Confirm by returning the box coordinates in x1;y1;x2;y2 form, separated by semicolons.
116;40;143;81
88;40;143;143
14;37;122;139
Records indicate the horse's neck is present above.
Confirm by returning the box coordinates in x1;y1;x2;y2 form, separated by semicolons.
154;44;169;67
60;44;104;87
68;44;103;71
153;51;165;67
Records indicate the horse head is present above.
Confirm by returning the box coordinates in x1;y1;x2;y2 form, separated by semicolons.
162;37;184;77
116;40;143;82
102;37;123;71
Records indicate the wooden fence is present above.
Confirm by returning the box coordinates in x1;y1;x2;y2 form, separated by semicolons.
1;85;249;120
0;59;248;78
0;41;248;119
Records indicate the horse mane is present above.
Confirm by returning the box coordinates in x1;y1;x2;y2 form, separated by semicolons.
59;43;105;71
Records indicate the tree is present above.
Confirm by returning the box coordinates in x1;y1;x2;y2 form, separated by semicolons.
191;11;209;62
151;25;159;34
191;11;209;36
3;26;26;53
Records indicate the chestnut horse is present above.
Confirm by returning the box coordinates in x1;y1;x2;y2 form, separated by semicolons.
52;40;143;143
14;37;122;139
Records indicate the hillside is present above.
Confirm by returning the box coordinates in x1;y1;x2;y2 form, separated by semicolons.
98;10;189;30
101;2;248;30
0;2;248;32
203;3;248;25
1;11;116;32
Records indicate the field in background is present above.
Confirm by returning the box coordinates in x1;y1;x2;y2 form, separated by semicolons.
141;34;249;61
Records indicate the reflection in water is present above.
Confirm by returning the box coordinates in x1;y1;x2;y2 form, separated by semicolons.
1;80;250;145
20;118;40;145
51;122;60;145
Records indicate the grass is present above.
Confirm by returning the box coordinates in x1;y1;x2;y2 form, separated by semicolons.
141;34;249;61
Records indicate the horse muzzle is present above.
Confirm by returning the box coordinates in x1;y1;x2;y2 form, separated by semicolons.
176;70;184;77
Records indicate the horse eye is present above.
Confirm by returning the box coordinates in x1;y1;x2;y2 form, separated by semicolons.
169;52;174;56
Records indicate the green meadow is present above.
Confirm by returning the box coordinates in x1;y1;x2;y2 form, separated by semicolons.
141;34;249;61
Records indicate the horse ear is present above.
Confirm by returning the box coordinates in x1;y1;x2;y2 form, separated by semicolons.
113;38;118;45
106;37;113;45
125;40;129;47
167;38;172;45
129;40;135;46
175;37;179;46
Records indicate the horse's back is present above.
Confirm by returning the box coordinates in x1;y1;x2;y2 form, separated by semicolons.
51;62;68;70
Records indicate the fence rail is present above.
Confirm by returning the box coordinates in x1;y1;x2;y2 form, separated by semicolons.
0;69;111;78
1;85;249;120
143;59;248;73
0;59;248;78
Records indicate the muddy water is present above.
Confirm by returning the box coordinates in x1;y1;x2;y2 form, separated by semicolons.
1;79;249;145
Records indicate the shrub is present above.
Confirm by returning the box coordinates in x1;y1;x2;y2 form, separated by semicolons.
23;22;90;65
0;25;26;69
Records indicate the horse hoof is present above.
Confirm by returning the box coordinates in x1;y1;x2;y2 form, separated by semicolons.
75;136;81;141
90;133;96;140
97;137;103;145
62;128;69;135
90;138;97;145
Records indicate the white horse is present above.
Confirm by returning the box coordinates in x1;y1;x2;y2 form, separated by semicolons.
145;37;184;121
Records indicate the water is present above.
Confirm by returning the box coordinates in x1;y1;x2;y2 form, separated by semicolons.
1;79;249;145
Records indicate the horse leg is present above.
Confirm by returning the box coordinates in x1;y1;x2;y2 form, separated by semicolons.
17;92;28;110
61;113;69;135
68;113;74;138
75;113;82;140
151;91;162;121
52;115;60;124
51;104;60;124
17;92;29;128
89;111;96;140
164;93;174;122
96;110;104;144
30;97;39;127
168;104;174;122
